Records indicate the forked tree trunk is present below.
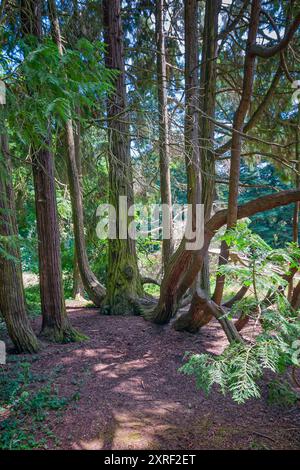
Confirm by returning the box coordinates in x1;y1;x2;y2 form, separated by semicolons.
48;0;106;307
103;0;143;315
156;0;174;272
21;0;82;342
0;135;39;353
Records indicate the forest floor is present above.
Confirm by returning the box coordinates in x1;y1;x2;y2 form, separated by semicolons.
2;306;300;450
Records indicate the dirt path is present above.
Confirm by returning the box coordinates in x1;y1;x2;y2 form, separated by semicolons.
6;308;300;449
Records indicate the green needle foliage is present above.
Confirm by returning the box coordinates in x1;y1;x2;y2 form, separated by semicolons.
180;221;300;404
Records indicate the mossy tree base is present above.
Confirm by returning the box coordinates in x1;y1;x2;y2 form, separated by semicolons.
103;295;143;316
39;324;88;343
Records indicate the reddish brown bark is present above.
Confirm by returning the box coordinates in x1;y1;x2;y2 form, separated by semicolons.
0;135;39;353
175;286;242;344
291;280;300;310
249;11;300;58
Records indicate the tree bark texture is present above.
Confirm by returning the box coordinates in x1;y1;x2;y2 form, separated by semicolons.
103;0;143;315
0;135;39;353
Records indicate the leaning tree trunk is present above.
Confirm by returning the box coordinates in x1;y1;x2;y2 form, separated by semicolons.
47;0;106;307
156;0;174;272
103;0;143;315
21;0;82;342
0;135;39;353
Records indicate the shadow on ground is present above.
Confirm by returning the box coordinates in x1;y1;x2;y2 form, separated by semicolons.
4;308;300;450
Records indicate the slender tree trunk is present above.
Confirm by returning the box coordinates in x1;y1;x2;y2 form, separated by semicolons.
65;118;106;306
72;249;85;300
72;115;85;300
291;279;300;310
184;0;201;210
213;0;260;306
156;0;174;272
103;0;142;315
0;135;39;353
21;0;81;342
216;64;282;157
48;0;106;307
199;0;221;294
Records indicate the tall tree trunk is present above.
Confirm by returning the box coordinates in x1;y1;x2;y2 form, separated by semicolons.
21;0;81;342
32;144;78;341
213;0;260;306
0;135;39;353
48;0;106;307
174;0;221;332
152;0;200;324
156;0;174;273
103;0;142;315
